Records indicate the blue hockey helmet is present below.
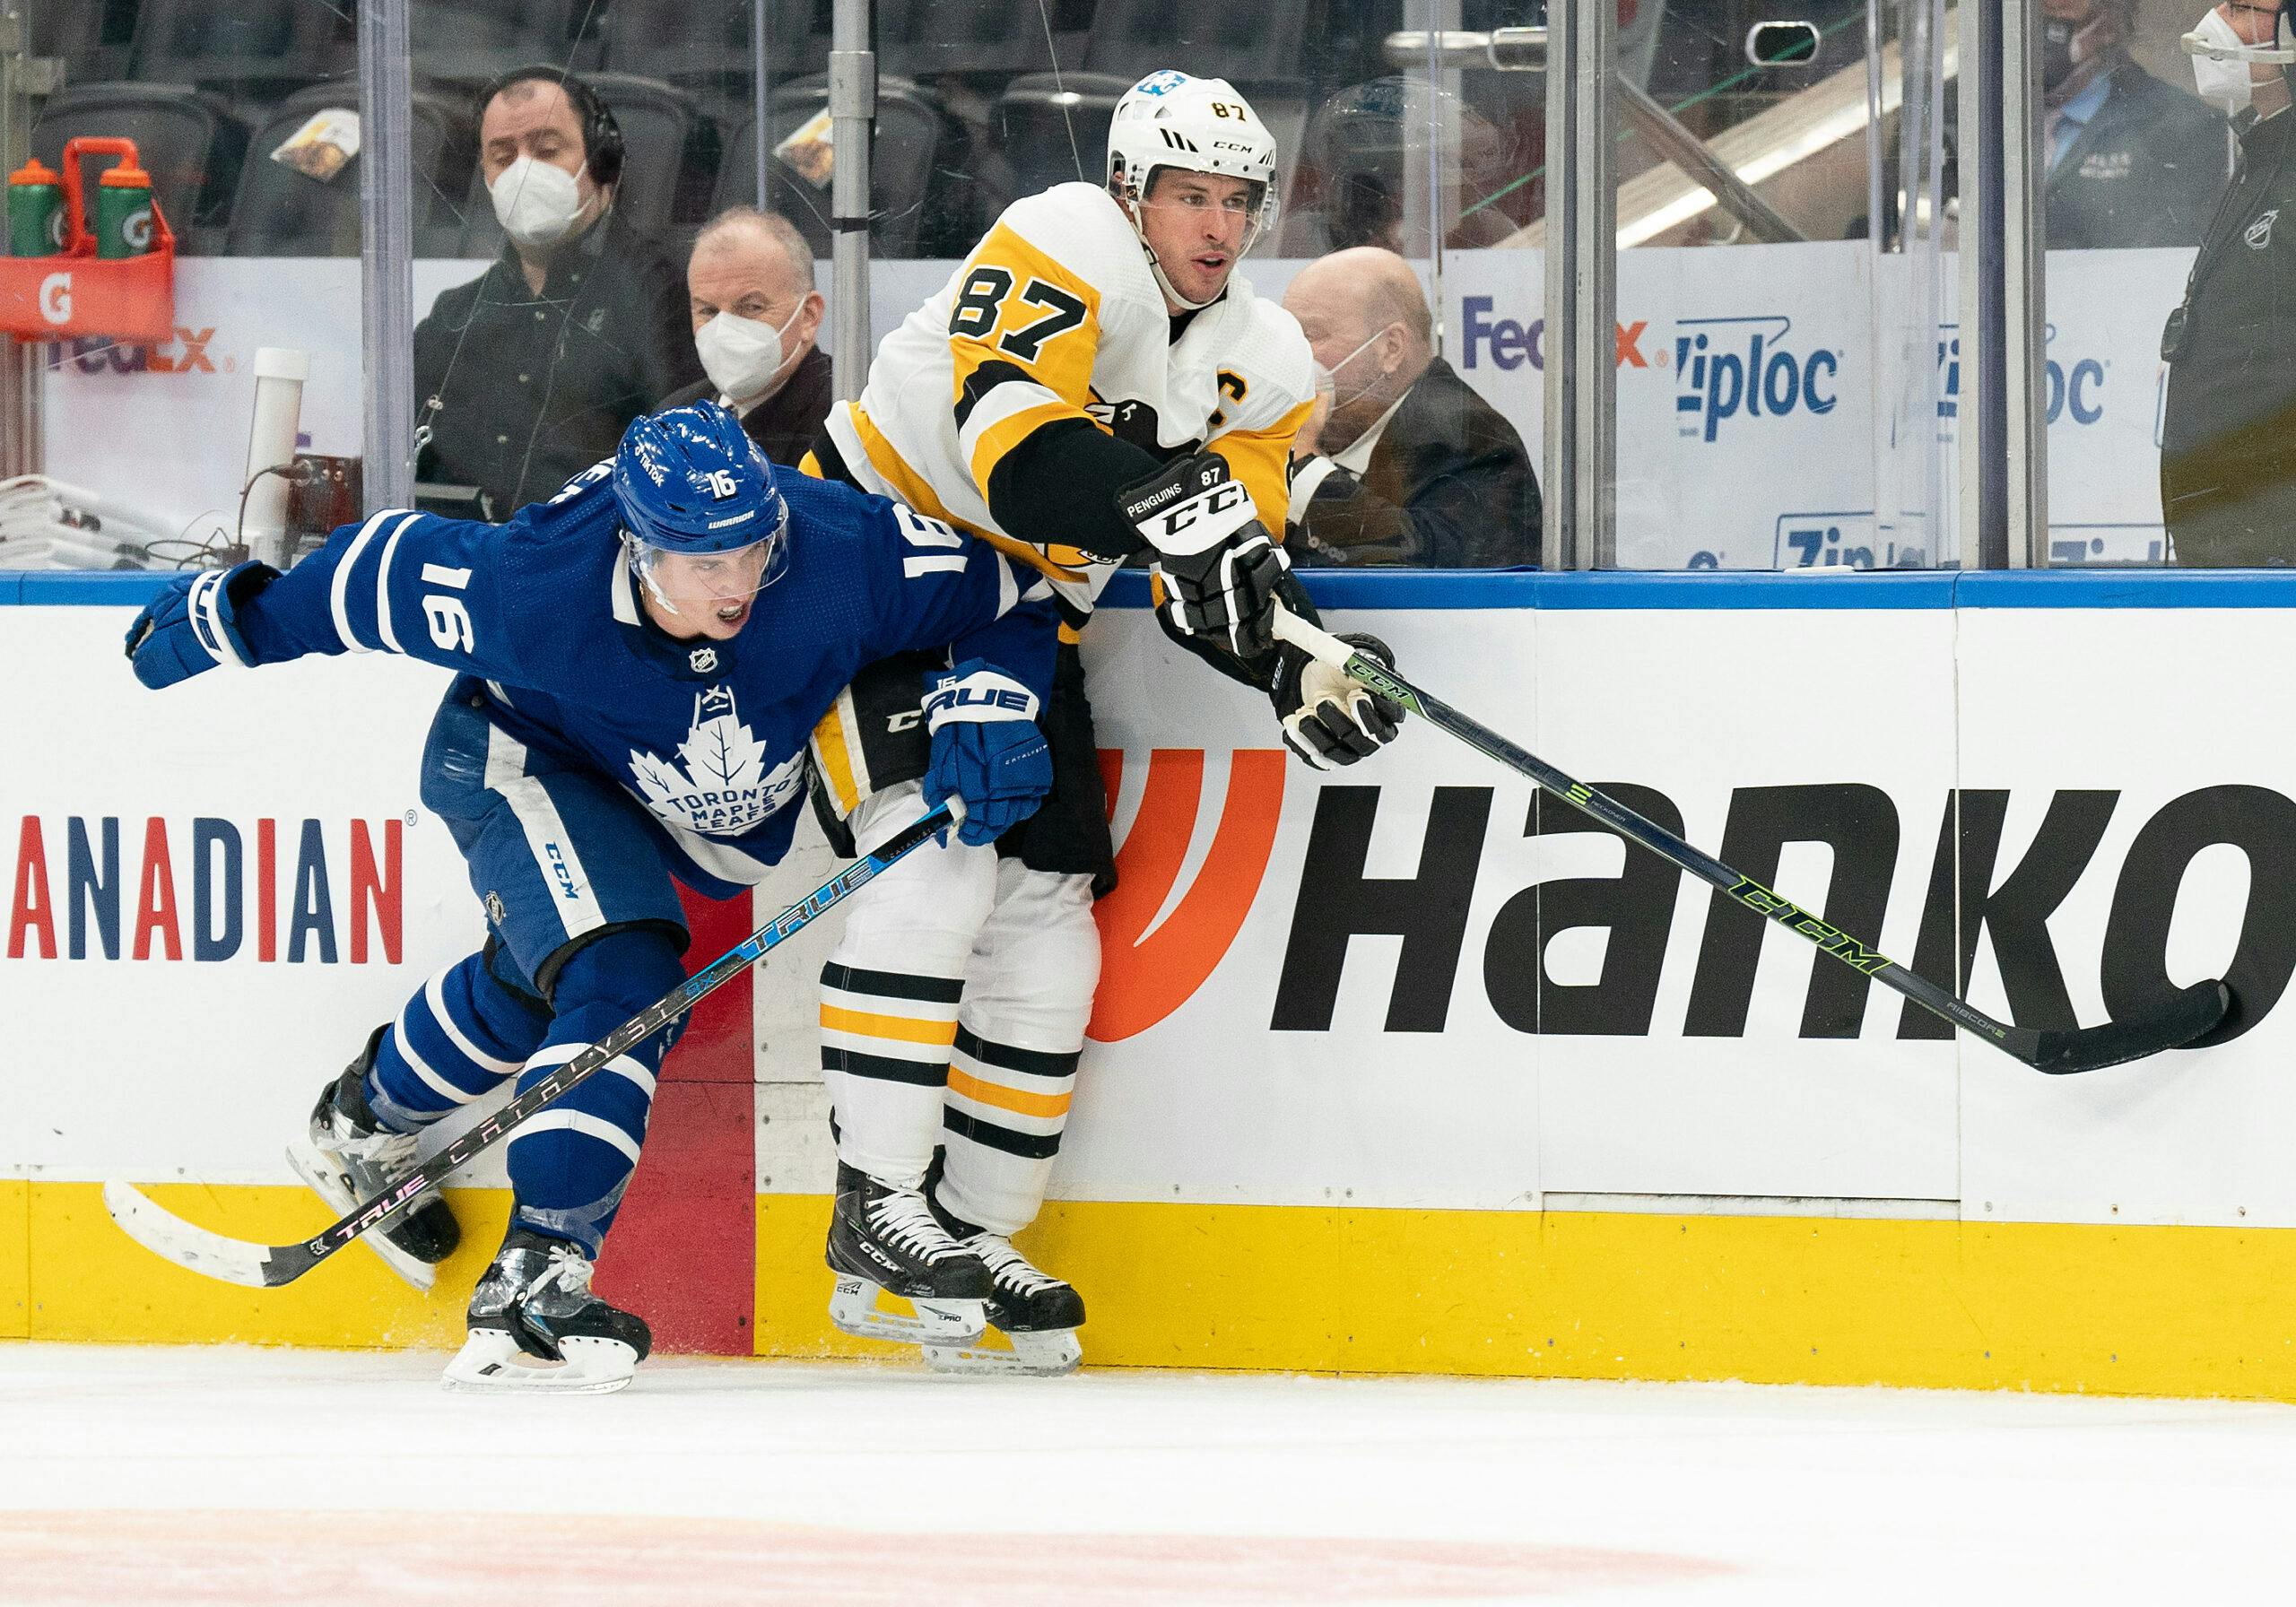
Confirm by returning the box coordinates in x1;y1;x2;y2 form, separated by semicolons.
614;401;789;612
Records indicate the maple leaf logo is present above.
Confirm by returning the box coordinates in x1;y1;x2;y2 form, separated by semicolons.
629;686;804;835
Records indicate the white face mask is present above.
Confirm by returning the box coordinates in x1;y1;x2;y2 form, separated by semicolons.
491;154;591;249
2191;8;2259;112
1309;323;1397;413
2187;5;2296;114
694;303;805;405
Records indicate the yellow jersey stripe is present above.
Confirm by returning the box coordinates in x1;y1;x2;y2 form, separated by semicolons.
820;1004;961;1047
947;1066;1074;1119
967;398;1083;507
810;697;862;816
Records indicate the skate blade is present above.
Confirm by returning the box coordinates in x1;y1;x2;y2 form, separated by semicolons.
828;1275;985;1344
283;1137;434;1293
921;1325;1083;1377
440;1329;639;1394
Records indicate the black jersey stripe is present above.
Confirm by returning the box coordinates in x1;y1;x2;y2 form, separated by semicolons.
821;961;966;1004
822;1046;950;1086
954;359;1039;430
952;1025;1081;1081
943;1106;1064;1160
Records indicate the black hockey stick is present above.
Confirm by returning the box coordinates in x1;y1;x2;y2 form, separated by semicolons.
104;800;964;1288
1274;608;2230;1074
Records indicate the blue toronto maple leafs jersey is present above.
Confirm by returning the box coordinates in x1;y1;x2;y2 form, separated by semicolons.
234;462;1057;890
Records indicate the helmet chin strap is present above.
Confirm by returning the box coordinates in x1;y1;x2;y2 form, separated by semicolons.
1132;227;1221;311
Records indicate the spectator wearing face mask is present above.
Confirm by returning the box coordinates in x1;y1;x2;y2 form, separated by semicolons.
412;68;702;518
2161;1;2296;563
2040;0;2233;248
657;208;831;466
1280;247;1540;568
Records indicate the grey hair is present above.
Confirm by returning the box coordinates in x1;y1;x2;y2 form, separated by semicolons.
693;206;818;294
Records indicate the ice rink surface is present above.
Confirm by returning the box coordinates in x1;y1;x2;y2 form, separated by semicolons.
5;1343;2296;1605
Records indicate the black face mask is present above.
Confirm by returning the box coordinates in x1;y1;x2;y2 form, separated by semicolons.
2042;17;2078;92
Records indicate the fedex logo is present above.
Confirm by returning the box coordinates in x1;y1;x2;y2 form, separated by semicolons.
1674;316;1839;442
1460;297;1654;372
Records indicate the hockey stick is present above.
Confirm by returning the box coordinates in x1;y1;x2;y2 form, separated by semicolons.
103;799;964;1289
1274;607;2231;1074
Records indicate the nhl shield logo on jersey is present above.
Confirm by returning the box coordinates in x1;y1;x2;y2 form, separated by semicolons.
688;646;719;674
629;685;805;835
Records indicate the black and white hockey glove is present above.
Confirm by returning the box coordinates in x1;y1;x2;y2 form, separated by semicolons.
1271;632;1405;769
1118;452;1289;661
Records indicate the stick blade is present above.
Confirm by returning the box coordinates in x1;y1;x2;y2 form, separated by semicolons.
2019;979;2233;1075
101;1180;291;1288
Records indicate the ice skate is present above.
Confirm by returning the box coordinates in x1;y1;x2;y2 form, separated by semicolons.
442;1228;651;1394
919;1199;1084;1377
283;1027;460;1291
824;1162;992;1345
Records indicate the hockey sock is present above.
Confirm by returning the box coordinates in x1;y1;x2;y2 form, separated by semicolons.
365;950;554;1132
819;790;998;1188
935;866;1097;1237
503;932;688;1256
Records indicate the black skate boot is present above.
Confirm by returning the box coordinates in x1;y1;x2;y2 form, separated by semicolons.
441;1228;652;1394
283;1025;460;1291
824;1162;993;1345
920;1194;1085;1377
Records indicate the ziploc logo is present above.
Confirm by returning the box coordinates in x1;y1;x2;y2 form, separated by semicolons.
1674;316;1839;442
1935;325;2107;428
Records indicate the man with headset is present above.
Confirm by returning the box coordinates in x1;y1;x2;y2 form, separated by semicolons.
413;67;702;518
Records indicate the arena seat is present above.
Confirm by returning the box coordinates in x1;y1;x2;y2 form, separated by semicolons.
1078;0;1313;86
409;0;595;88
31;0;139;86
32;82;250;254
127;0;353;108
225;81;474;257
598;0;829;97
991;72;1128;200
712;79;979;258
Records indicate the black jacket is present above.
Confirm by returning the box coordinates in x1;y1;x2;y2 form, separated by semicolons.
1287;357;1542;568
413;212;703;517
659;344;834;470
2161;107;2296;565
2048;62;2233;250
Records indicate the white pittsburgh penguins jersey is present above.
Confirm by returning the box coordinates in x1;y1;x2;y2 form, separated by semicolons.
822;181;1317;630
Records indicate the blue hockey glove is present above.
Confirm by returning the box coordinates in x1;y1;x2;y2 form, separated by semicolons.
123;561;278;690
921;659;1051;847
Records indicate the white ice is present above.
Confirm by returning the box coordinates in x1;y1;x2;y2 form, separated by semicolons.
5;1342;2296;1605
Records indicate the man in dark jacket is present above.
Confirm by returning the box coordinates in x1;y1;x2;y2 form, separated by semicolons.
657;206;831;466
2042;0;2233;248
1280;247;1541;568
413;69;702;517
2161;0;2296;564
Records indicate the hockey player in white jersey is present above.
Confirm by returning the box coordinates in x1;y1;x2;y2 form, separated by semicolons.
122;402;1067;1392
799;70;1407;1373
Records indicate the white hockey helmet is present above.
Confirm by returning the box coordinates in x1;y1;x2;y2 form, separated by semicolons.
1107;70;1280;308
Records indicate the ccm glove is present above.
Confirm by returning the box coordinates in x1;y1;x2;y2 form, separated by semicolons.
1120;452;1289;660
922;659;1053;847
1272;632;1405;769
123;561;279;690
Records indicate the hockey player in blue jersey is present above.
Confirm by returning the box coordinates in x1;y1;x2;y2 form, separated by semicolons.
122;401;1065;1392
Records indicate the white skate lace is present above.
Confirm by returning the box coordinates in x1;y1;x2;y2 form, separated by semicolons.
866;1189;970;1264
969;1234;1063;1297
518;1242;595;1304
338;1119;419;1174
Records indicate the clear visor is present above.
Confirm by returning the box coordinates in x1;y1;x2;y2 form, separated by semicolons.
1135;169;1274;258
624;525;788;618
